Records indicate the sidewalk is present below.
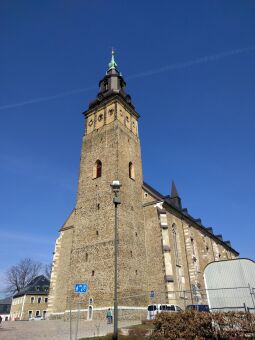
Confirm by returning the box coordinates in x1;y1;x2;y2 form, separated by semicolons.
0;319;141;340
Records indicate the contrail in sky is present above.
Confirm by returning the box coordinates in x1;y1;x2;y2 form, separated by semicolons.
0;86;97;111
0;46;254;111
126;45;255;80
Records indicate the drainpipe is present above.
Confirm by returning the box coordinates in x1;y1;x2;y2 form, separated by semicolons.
20;294;26;320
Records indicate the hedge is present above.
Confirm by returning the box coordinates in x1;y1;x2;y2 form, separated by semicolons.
151;311;255;339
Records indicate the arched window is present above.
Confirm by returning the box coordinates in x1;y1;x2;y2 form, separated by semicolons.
93;160;102;178
129;162;135;180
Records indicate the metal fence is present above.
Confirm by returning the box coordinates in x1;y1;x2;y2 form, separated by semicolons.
143;286;254;312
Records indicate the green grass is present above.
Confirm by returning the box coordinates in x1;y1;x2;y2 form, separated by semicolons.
80;321;154;339
123;322;154;330
80;337;148;340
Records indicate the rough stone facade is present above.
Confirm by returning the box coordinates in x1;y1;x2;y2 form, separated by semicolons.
142;185;237;310
47;54;238;320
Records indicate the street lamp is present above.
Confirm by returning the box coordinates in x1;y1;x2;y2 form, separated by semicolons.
111;180;121;340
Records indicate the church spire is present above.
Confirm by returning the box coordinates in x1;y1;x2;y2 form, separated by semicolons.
170;180;182;210
88;50;135;110
171;180;179;198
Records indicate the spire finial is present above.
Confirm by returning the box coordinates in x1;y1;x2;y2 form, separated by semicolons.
108;48;118;71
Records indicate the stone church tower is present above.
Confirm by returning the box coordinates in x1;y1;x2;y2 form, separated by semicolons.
48;52;239;320
48;51;149;319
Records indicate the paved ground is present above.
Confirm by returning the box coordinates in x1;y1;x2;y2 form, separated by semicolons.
0;319;141;339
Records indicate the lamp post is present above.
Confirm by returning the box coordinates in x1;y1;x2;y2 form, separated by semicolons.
111;180;121;340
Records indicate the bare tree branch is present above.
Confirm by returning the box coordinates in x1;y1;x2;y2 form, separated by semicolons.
5;258;42;294
44;264;52;280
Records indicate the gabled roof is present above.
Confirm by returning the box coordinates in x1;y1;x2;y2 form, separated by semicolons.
142;181;239;256
13;275;50;298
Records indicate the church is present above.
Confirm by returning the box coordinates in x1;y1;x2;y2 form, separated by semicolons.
47;51;239;320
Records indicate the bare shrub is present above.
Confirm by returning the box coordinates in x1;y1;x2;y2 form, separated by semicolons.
151;311;255;339
212;311;255;338
128;327;151;337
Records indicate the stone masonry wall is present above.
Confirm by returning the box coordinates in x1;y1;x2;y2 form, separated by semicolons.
48;211;75;314
49;98;149;319
142;189;238;310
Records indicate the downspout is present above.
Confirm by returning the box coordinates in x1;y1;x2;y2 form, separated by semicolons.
20;294;26;320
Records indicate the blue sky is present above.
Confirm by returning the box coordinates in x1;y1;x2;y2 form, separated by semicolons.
1;1;255;296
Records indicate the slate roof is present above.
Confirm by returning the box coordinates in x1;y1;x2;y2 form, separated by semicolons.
143;181;239;256
0;297;12;314
13;275;50;298
0;297;12;305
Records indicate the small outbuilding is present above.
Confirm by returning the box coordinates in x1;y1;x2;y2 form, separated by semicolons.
10;275;50;321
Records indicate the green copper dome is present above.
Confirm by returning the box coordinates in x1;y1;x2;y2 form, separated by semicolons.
108;49;118;71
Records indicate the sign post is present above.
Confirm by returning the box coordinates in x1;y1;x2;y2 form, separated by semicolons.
69;297;72;340
149;290;155;320
73;283;89;340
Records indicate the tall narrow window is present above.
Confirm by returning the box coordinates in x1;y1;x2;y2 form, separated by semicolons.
191;237;195;255
129;162;135;180
88;305;93;320
93;160;102;178
172;224;180;266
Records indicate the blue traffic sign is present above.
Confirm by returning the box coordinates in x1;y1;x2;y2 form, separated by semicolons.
74;283;89;293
